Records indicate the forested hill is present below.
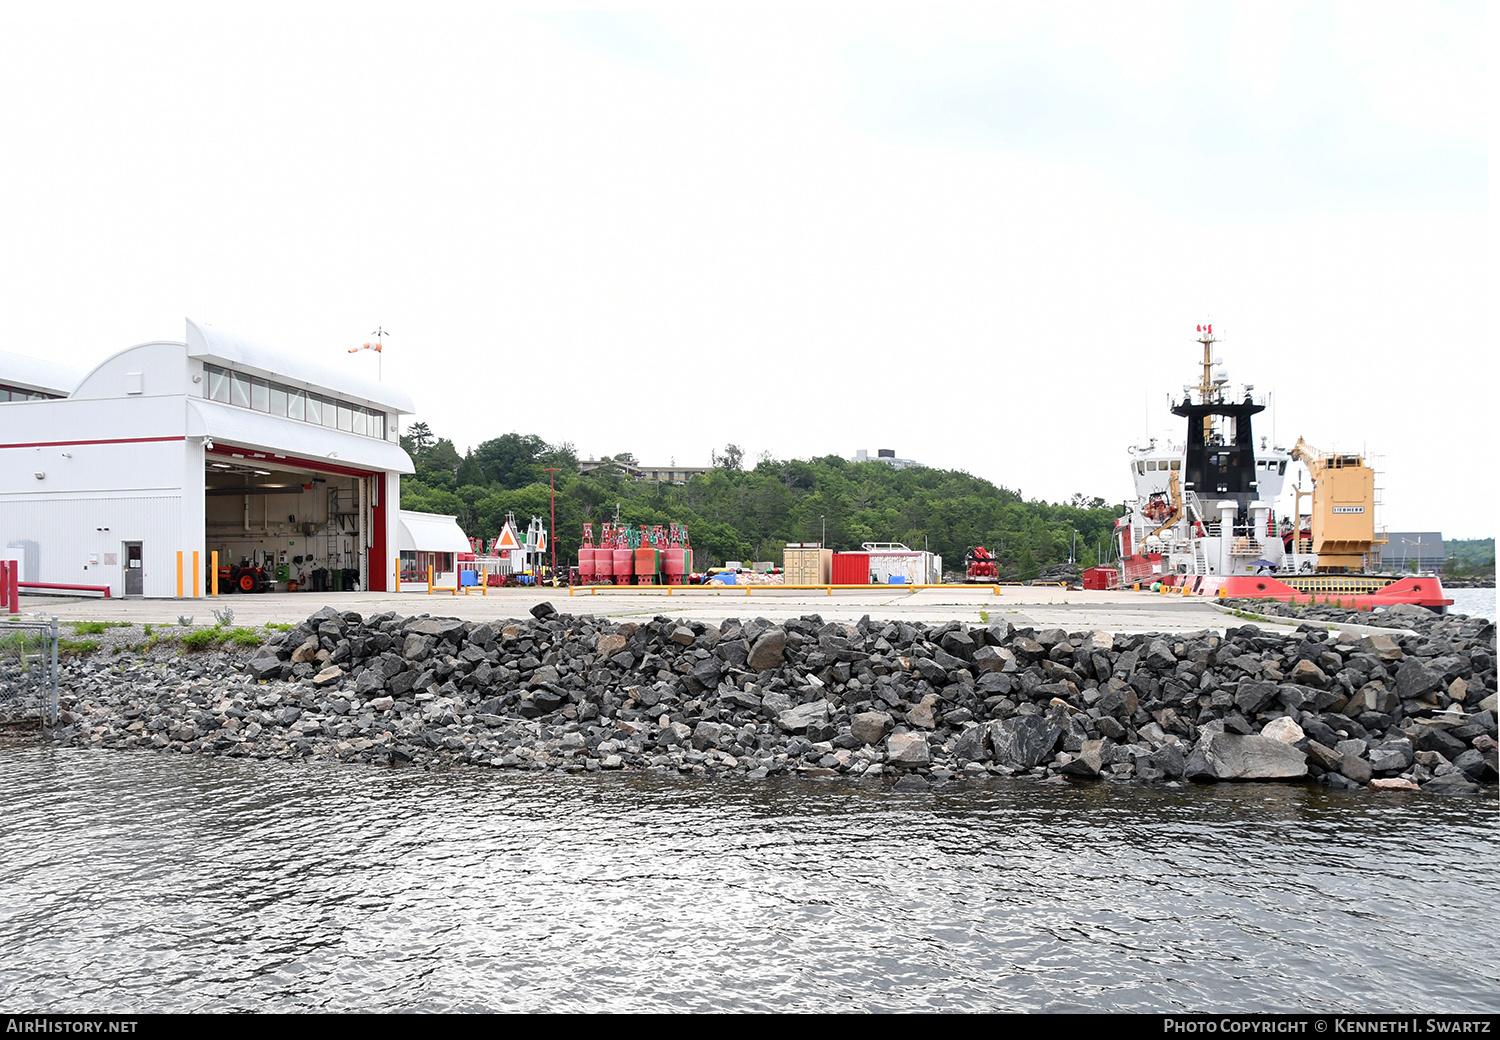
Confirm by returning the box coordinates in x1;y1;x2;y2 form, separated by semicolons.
396;427;1122;579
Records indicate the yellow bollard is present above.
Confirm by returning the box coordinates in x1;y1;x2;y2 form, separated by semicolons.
176;551;183;598
428;564;433;595
212;551;219;596
192;551;200;598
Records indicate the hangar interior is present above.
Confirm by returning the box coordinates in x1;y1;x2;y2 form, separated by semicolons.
205;453;373;593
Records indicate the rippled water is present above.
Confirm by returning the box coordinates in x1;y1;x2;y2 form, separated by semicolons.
1;747;1495;1012
1447;588;1495;621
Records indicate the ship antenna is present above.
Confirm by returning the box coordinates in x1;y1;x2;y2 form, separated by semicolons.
1194;321;1217;442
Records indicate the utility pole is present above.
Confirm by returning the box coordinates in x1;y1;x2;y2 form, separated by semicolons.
545;468;560;583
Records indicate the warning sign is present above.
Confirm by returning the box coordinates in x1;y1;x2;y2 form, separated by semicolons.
495;524;522;551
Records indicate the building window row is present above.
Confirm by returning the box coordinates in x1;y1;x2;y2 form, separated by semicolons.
1;384;63;402
203;364;387;439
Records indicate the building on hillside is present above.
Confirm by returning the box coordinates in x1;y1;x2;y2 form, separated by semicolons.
577;458;712;484
853;448;921;471
0;319;415;597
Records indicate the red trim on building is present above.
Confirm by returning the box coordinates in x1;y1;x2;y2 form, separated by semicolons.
370;472;387;591
0;435;185;449
206;444;375;480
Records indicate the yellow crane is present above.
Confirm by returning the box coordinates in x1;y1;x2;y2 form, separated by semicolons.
1289;438;1383;572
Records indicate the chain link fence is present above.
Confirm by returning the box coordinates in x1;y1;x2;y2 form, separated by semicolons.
0;618;59;727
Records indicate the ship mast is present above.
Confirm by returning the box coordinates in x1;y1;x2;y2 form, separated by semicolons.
1192;324;1223;442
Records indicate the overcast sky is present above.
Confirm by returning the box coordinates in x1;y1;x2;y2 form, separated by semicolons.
0;3;1490;536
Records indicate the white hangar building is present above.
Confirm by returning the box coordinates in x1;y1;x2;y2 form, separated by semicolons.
0;319;420;598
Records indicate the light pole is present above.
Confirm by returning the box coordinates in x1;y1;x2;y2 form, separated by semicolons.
1402;536;1424;574
821;515;825;548
545;468;560;583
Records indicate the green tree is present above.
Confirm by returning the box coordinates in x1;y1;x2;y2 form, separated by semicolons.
402;421;435;455
712;443;744;471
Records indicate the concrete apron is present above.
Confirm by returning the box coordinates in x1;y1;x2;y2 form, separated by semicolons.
15;586;1304;635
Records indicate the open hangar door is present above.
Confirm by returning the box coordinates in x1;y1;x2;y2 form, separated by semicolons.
204;445;387;592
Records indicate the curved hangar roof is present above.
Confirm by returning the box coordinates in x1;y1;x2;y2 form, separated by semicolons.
0;349;86;396
186;318;414;415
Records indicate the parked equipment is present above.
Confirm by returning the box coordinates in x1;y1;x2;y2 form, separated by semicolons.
218;554;271;593
964;546;1000;583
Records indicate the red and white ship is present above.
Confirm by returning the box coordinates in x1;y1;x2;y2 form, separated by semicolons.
1109;327;1450;612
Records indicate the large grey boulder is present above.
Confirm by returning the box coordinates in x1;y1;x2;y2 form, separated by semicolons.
747;627;787;671
851;711;893;746
1183;732;1307;781
988;715;1064;769
951;725;990;763
1422;771;1481;796
1235;681;1279;715
408;617;465;640
972;646;1016;674
886;732;931;767
246;655;282;681
776;700;830;734
1395;660;1444;701
1368;737;1414;773
1059;739;1104;778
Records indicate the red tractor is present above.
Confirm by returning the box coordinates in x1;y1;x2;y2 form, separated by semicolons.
964;546;1000;584
218;557;271;593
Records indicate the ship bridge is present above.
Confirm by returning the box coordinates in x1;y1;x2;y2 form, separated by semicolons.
1171;394;1264;508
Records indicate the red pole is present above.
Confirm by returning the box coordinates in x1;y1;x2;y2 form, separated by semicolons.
545;467;559;582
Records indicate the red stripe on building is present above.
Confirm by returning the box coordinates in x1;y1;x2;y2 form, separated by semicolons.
0;435;186;449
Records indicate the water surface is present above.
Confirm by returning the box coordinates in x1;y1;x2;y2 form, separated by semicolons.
1;747;1494;1012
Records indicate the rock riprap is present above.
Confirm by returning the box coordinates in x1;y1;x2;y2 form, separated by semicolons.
35;603;1497;794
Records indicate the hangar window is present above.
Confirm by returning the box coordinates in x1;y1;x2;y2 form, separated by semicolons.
200;363;390;441
230;372;252;408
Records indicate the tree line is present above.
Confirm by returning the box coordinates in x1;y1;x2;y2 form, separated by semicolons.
397;424;1123;580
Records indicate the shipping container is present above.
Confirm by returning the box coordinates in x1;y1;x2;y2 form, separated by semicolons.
831;552;871;585
862;542;941;585
783;544;831;584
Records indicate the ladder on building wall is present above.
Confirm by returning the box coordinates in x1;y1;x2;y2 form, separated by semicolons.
327;488;357;570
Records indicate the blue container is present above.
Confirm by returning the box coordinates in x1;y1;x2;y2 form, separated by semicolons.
716;570;737;585
888;575;907;585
